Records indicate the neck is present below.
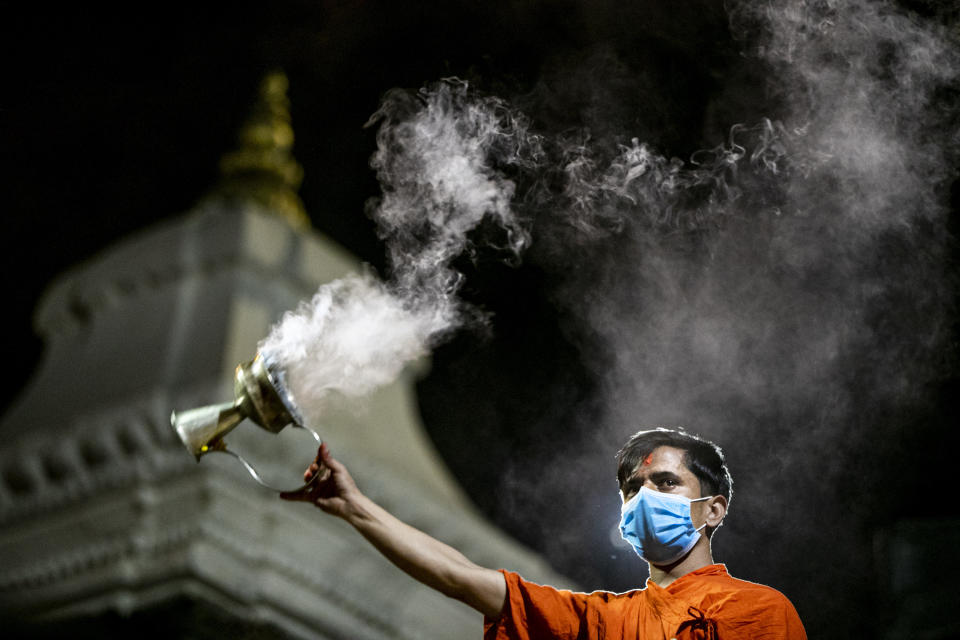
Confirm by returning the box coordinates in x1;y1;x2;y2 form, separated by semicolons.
647;537;714;588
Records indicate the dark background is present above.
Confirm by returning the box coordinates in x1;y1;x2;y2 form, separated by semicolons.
3;2;958;638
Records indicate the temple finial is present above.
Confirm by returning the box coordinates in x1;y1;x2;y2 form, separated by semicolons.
210;70;310;229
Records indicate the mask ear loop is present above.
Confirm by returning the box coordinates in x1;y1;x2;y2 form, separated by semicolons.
690;496;720;532
690;495;715;533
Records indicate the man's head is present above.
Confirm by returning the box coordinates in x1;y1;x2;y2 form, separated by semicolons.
617;427;733;537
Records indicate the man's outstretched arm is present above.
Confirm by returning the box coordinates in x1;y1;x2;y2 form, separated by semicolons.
280;443;507;619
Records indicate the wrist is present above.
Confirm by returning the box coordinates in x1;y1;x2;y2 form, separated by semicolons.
342;490;376;525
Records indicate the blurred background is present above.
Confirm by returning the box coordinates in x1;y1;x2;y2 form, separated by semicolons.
2;1;959;638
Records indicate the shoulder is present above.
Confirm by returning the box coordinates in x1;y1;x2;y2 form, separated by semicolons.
696;572;807;639
721;573;794;600
726;575;793;609
699;570;799;610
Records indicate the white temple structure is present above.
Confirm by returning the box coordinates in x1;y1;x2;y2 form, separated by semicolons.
0;72;573;639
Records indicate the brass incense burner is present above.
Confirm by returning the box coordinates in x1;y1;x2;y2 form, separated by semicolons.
171;353;320;492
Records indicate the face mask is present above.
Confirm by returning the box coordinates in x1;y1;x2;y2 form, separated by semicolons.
619;486;713;565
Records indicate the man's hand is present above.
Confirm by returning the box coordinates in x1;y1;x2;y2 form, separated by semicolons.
279;443;360;520
278;441;507;619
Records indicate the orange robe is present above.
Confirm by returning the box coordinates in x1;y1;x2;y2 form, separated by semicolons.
483;564;806;640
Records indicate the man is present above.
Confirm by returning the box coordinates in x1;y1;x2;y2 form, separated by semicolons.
280;428;806;639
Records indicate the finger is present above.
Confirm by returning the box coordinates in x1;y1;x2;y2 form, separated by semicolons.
314;443;335;472
321;453;347;475
318;443;334;465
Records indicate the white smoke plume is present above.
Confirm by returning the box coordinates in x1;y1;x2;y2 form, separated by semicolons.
258;81;537;424
560;0;959;453
258;272;447;423
264;2;957;474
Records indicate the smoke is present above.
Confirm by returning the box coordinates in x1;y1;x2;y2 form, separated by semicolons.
258;272;444;423
562;0;959;463
258;80;539;424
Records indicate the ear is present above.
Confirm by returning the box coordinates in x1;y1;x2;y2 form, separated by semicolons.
705;495;728;529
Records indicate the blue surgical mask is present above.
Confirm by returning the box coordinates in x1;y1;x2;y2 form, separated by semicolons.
619;486;712;565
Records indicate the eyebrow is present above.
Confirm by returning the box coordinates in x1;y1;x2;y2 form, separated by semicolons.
622;470;684;491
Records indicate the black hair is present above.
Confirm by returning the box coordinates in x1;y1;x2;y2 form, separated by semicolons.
616;427;733;507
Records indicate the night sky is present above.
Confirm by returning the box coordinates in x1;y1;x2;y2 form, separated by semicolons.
4;2;959;639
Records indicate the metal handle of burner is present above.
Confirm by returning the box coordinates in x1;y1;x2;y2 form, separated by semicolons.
211;424;323;493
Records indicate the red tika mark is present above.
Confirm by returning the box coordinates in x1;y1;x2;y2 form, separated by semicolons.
643;454;653;466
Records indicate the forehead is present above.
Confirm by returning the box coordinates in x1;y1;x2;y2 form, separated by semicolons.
626;445;695;480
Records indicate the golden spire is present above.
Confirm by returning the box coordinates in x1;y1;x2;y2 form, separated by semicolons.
210;70;310;229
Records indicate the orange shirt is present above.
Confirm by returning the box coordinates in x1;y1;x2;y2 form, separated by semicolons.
484;564;806;640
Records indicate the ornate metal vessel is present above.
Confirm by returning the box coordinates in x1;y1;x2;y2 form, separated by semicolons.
171;352;320;492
